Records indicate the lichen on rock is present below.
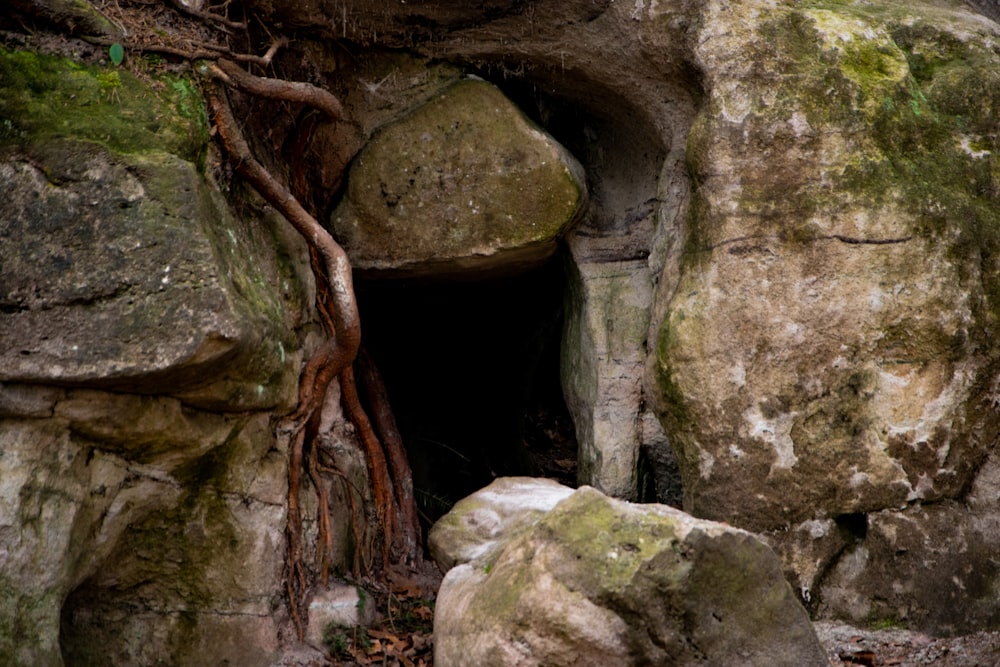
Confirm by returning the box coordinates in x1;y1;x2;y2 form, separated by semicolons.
653;0;1000;632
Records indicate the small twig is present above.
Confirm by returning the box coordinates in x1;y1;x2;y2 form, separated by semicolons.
82;37;286;67
195;38;288;65
82;35;220;60
167;0;246;30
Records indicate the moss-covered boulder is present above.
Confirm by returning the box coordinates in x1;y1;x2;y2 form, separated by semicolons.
431;479;827;666
331;79;586;278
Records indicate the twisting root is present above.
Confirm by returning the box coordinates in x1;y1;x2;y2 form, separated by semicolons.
307;437;334;587
206;80;360;639
204;77;360;426
357;349;422;566
340;365;397;568
212;59;343;120
205;63;422;641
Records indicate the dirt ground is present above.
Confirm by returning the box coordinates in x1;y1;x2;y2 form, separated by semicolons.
817;621;1000;667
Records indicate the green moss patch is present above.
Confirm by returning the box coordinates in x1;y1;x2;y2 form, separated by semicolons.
0;48;207;162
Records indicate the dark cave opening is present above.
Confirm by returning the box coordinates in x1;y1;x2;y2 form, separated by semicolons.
355;254;578;526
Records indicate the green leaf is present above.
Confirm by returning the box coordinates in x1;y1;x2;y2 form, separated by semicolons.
109;43;124;66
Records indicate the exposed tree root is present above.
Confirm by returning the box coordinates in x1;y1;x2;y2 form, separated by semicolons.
205;75;360;424
205;67;419;639
213;58;342;120
357;348;422;567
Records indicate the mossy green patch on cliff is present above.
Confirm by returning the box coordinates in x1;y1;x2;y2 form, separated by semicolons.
543;490;687;594
0;47;207;163
691;2;1000;309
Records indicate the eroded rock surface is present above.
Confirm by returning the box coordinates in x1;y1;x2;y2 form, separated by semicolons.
4;0;1000;658
0;47;312;666
431;478;827;667
656;0;1000;532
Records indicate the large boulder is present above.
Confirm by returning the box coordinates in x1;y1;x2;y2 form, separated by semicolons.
657;0;1000;531
330;78;586;279
818;450;1000;635
648;0;1000;625
430;478;828;666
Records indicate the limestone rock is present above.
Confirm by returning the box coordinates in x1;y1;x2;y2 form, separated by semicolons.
0;49;307;666
818;451;1000;635
431;479;827;666
562;251;656;499
653;2;1000;535
331;79;586;279
0;141;303;410
0;398;288;667
306;585;377;649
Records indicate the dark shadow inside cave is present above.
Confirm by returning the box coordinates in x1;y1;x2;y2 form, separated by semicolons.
356;254;578;527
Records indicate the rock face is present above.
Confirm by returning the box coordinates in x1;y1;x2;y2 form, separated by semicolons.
248;0;1000;635
331;78;586;279
0;48;314;666
5;0;1000;657
430;478;828;667
657;0;1000;532
650;0;1000;632
317;0;1000;635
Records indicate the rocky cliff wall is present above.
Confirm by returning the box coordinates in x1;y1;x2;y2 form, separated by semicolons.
3;0;1000;663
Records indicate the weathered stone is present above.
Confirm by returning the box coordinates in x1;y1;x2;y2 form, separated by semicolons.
562;250;656;499
432;479;827;666
305;584;377;649
653;1;1000;535
331;78;586;279
0;141;302;410
818;451;1000;636
0;49;306;666
428;476;574;570
762;517;852;608
0;383;63;419
0;49;307;412
0;401;288;666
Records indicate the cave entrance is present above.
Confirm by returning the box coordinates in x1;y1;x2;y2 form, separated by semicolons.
356;254;577;526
